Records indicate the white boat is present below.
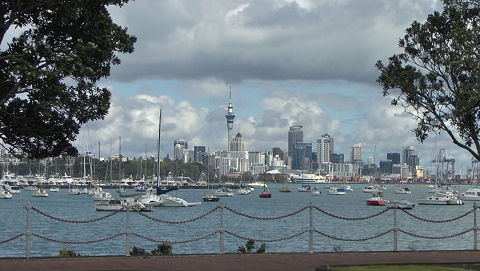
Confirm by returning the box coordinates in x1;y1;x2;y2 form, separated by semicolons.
386;200;416;209
32;188;48;197
139;194;164;207
363;185;380;193
297;184;313;192
418;195;448;205
214;188;234;197
236;187;252;195
327;187;346;195
95;198;153;212
0;189;12;199
290;173;326;184
394;187;412;194
92;191;113;202
158;194;201;207
342;185;354;192
312;187;321;196
49;186;60;192
247;181;267;188
24;185;37;191
3;184;21;194
459;187;480;201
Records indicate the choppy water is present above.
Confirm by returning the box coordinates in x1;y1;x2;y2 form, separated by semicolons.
0;184;477;257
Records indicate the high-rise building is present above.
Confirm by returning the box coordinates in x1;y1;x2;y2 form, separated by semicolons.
293;142;312;170
193;146;206;163
272;147;283;161
230;132;244;151
331;153;344;163
317;134;333;164
387;153;401;164
350;143;362;162
379;160;393;175
403;146;419;174
174;139;188;160
225;88;235;151
288;125;303;167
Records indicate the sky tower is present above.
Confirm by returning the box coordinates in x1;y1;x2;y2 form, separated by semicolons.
225;87;235;151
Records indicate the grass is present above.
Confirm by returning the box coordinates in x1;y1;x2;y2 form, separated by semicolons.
332;265;477;271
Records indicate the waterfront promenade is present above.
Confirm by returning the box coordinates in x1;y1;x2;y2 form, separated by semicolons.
1;251;480;271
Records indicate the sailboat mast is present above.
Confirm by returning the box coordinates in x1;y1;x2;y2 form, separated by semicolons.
157;109;162;188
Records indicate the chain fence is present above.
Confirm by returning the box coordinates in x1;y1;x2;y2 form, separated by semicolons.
4;202;479;258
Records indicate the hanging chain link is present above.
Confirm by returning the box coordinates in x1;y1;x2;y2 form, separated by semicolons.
0;233;24;244
398;228;473;239
224;229;308;242
136;206;219;224
31;206;122;223
313;206;389;220
314;228;393;241
400;209;474;223
224;206;308;220
130;230;219;244
31;231;125;244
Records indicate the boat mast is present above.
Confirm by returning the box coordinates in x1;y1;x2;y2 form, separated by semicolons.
156;109;162;188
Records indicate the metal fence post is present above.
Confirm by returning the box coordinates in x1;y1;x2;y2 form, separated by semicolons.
393;206;398;252
474;203;478;251
25;202;31;259
220;202;224;254
125;208;130;256
309;202;313;253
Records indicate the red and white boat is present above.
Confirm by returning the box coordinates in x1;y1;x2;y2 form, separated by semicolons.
366;197;385;206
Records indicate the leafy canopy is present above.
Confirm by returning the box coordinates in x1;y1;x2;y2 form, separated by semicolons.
0;0;136;158
376;0;480;160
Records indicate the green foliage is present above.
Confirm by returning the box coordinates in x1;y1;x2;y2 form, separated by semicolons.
130;246;149;257
151;242;172;256
58;247;79;257
0;0;136;159
376;0;480;160
237;240;266;254
334;265;473;271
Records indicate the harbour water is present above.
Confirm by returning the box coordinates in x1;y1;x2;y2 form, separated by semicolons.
0;183;477;257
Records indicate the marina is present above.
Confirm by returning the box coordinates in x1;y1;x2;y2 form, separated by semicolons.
0;183;479;258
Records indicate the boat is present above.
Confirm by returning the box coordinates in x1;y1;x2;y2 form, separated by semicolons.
32;188;49;197
279;186;291;192
342;185;354;192
247;181;267;188
92;191;113;202
459;187;480;201
363;185;380;193
0;188;12;199
394;187;412;194
327;187;346;195
259;184;272;198
312;186;321;196
140;191;164;207
68;184;82;195
95;198;153;212
49;186;60;192
366;197;385;206
214;187;234;197
386;200;416;209
3;184;21;194
290;173;326;184
236;186;252;195
297;184;312;192
158;194;201;207
418;195;448;205
202;192;220;202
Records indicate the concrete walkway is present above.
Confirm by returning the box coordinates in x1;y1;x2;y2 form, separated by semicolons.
1;251;480;271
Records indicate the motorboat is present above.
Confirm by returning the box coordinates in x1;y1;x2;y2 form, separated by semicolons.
92;191;113;202
95;198;153;212
279;186;291;192
0;188;12;199
236;186;252;195
158;194;201;207
68;184;82;195
139;194;164;207
342;185;354;192
459;187;480;201
312;187;321;196
247;181;267;188
418;195;448;205
386;200;415;209
214;187;234;197
297;184;312;192
202;193;220;202
49;186;60;192
366;197;385;206
3;184;21;194
394;187;412;194
32;188;49;197
327;187;346;195
363;185;380;193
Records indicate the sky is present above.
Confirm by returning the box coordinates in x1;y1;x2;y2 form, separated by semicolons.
73;0;474;176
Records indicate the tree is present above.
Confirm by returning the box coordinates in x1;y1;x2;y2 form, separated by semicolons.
0;1;136;158
376;0;480;160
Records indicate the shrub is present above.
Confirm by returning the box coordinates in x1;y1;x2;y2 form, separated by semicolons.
237;240;266;254
59;247;79;257
131;246;149;256
151;242;172;256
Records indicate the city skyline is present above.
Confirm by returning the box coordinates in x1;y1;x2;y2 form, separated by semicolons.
69;0;476;174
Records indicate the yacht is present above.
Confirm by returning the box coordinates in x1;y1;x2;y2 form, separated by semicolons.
395;187;412;194
49;186;60;192
95;198;153;212
92;191;113;202
0;188;12;199
459;187;480;201
158;194;201;207
236;186;252;195
363;185;380;193
32;188;49;197
3;184;21;194
327;187;346;195
214;187;234;197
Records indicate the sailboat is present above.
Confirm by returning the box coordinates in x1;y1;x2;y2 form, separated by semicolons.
153;109;201;207
202;170;220;202
259;171;271;198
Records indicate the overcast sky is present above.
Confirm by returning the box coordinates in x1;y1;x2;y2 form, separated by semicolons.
75;0;474;176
